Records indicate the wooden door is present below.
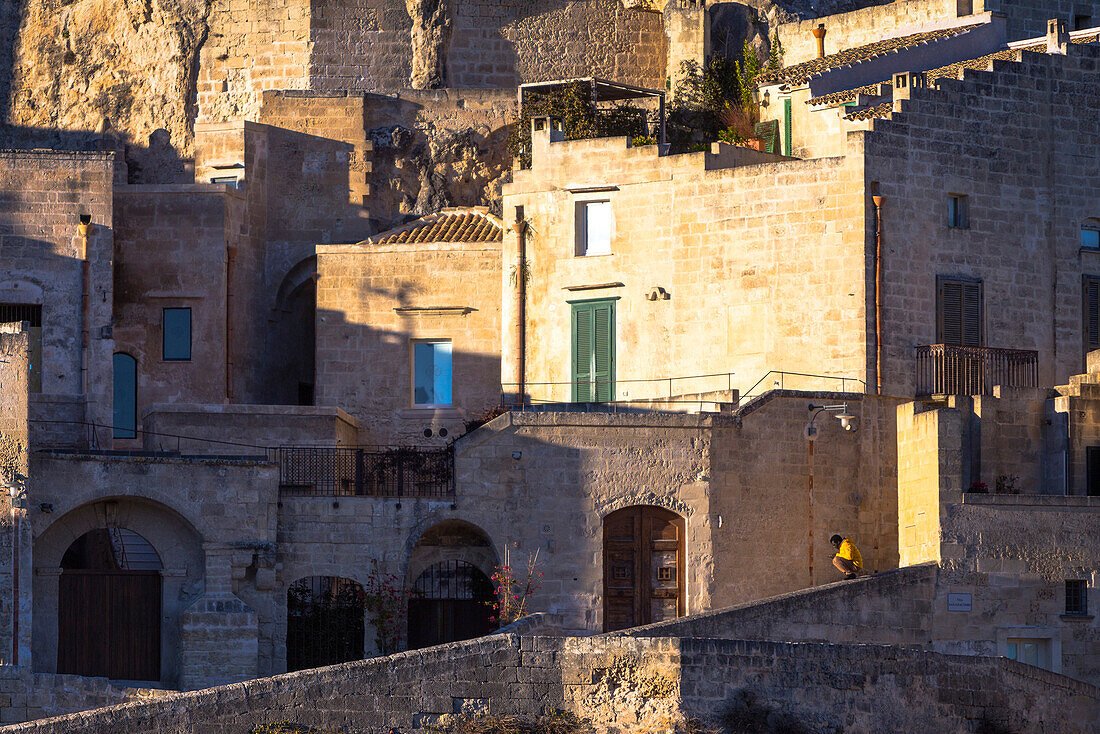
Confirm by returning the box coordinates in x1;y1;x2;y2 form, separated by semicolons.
603;506;685;632
57;570;161;681
407;561;494;650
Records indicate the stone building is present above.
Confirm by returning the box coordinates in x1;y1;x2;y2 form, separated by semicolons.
0;0;1099;728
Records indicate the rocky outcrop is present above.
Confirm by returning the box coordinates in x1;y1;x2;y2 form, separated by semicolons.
406;0;453;89
2;0;209;180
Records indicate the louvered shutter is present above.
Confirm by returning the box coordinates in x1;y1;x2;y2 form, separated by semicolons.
593;302;614;402
572;300;615;402
938;278;982;346
1085;276;1100;351
783;98;792;156
572;306;594;402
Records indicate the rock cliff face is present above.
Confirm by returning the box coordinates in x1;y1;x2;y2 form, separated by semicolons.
2;0;209;180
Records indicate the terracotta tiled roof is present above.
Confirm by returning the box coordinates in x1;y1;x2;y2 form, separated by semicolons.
808;84;880;107
844;102;893;121
368;208;503;245
756;23;983;87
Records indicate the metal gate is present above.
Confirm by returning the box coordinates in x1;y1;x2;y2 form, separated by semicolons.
286;576;365;672
407;560;494;650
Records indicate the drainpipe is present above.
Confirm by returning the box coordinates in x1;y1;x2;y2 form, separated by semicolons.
225;246;235;403
872;195;884;394
9;484;19;666
78;215;92;443
812;24;827;59
512;210;527;403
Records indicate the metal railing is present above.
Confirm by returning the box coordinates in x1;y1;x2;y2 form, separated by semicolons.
502;372;738;407
915;344;1039;397
736;371;867;406
272;446;455;498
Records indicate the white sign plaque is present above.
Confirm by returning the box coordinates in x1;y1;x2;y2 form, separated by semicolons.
947;593;972;612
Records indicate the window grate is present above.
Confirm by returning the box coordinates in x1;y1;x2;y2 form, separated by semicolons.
1066;579;1088;616
0;303;41;327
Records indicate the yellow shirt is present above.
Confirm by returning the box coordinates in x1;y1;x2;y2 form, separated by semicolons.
837;538;863;569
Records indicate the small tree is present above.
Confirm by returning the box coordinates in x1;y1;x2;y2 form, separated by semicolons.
362;560;407;655
489;545;543;626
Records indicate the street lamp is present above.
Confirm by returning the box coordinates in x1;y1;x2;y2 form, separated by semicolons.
806;403;857;439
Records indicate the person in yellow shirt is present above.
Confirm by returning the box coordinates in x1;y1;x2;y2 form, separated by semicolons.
830;534;863;579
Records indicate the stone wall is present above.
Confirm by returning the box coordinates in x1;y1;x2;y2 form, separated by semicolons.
503;131;870;404
142;404;359;454
867;44;1100;395
617;562;937;646
0;670;169;725
111;185;240;446
315;233;503;445
2;634;1095;733
0;151;116;447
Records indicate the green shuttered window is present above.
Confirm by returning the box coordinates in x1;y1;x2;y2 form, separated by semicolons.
937;277;982;346
782;98;792;157
571;299;615;402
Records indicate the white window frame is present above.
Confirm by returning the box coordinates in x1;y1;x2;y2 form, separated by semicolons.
948;193;969;229
996;627;1061;673
1081;220;1100;251
410;339;453;408
576;200;613;256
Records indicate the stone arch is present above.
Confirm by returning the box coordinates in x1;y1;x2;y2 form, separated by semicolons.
598;492;693;520
32;497;204;685
403;517;499;585
268;255;317;405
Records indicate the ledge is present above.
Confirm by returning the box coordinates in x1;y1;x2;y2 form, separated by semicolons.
393;306;476;316
962;493;1100;508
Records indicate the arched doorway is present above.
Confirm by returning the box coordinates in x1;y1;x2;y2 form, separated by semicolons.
603;506;685;632
57;528;162;680
285;576;365;672
405;520;498;649
407;560;494;649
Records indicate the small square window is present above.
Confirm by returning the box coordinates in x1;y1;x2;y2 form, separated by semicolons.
412;340;452;406
162;308;192;361
1082;228;1100;250
1066;579;1088;615
577;200;612;256
211;176;240;190
948;194;969;229
1074;14;1092;30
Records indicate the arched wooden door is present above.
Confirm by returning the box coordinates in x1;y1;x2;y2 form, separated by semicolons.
57;528;162;681
407;560;495;649
603;506;685;632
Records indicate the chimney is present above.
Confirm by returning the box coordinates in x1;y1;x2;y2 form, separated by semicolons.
1047;18;1068;54
812;24;827;58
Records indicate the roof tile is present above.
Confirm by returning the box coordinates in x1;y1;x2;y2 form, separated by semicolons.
368;208;503;245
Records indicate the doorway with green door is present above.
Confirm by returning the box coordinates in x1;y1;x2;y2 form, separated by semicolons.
570;298;616;402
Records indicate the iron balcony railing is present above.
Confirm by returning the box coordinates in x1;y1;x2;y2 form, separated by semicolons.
272;445;455;498
915;344;1039;397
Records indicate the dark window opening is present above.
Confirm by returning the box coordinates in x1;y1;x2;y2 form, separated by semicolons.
1088;446;1100;496
162;308;192;361
113;353;137;439
1074;14;1092;30
1084;276;1100;353
286;576;365;672
297;382;314;406
948;194;969;229
1065;579;1088;615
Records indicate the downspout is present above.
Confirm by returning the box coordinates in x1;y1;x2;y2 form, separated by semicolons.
513;212;527;402
872;195;884;394
226;246;235;402
78;215;91;443
9;484;19;665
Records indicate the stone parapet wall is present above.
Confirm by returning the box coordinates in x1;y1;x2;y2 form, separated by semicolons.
142;404;360;454
614;562;937;646
1;634;1095;733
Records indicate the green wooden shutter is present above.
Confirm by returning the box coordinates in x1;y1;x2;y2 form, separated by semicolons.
783;98;792;156
572;306;594;402
938;278;982;346
1085;276;1100;351
571;300;615;402
593;302;614;402
754;120;778;154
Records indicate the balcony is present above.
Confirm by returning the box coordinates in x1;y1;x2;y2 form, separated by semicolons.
915;345;1039;397
273;446;454;498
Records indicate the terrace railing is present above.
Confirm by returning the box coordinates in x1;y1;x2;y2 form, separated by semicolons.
915;344;1039;397
273;445;454;498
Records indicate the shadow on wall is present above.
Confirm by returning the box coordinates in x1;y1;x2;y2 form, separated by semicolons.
313;306;503;445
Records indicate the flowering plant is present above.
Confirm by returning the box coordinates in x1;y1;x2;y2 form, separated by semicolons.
968;481;988;493
362;560;408;655
489;545;543;626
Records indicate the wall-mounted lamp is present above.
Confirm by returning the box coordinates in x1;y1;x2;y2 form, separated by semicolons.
761;89;770;107
806;402;857;438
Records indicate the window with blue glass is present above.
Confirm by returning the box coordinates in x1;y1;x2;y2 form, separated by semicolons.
412;341;452;407
163;308;192;361
113;353;137;439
